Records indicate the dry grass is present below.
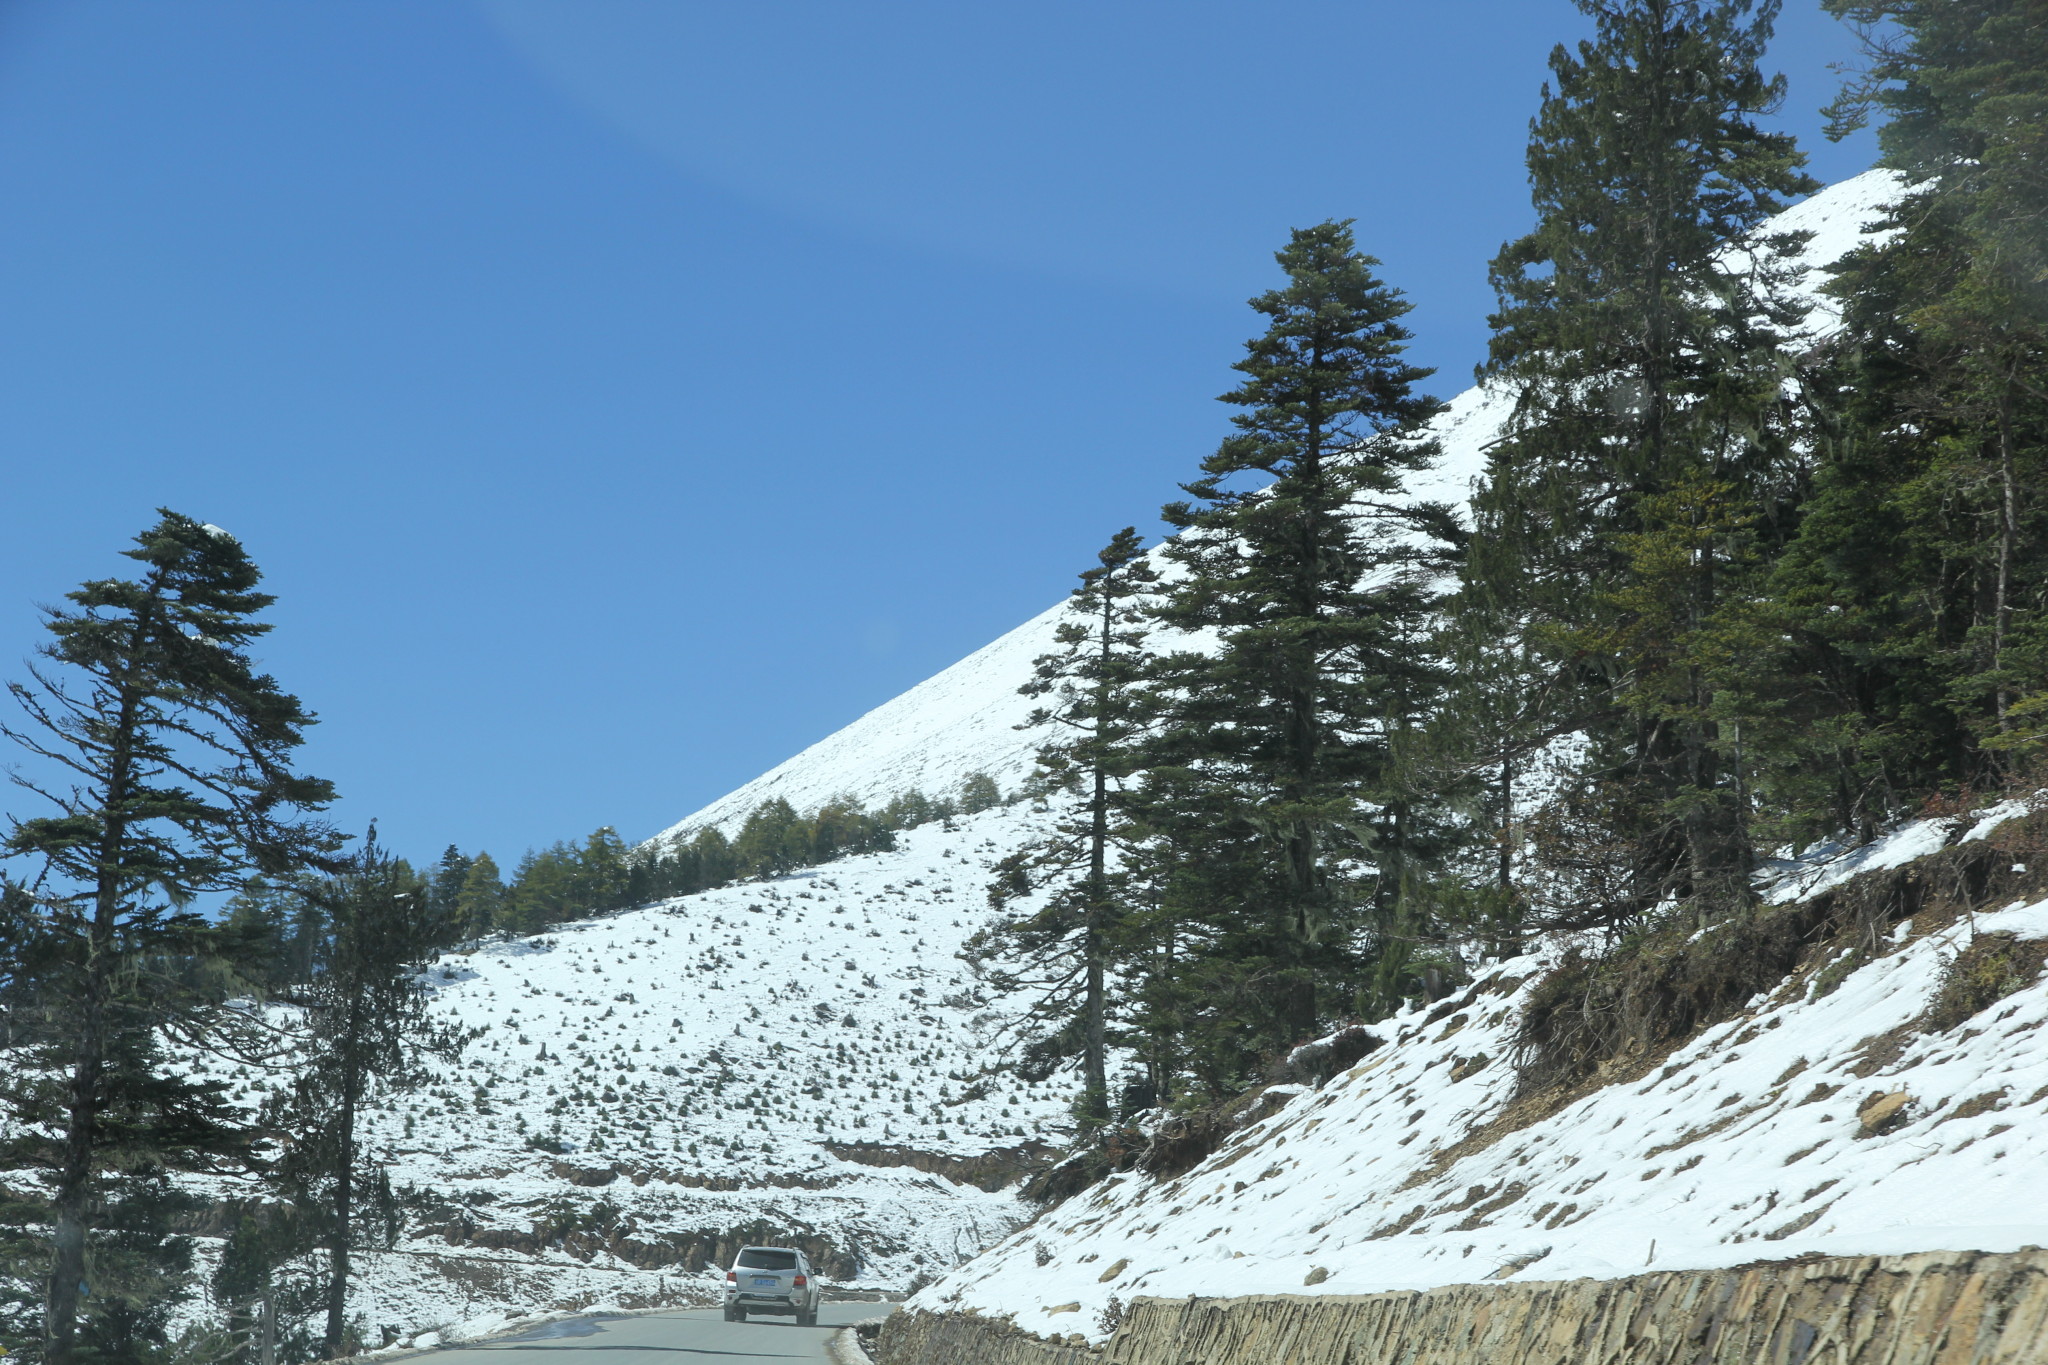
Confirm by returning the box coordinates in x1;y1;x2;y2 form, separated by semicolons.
1920;932;2048;1033
1513;807;2048;1099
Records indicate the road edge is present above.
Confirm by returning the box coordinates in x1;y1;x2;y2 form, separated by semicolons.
829;1325;878;1365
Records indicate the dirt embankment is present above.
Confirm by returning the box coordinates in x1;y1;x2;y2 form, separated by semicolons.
824;1140;1057;1192
876;1246;2048;1365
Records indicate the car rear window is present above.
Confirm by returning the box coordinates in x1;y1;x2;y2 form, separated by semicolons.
737;1249;798;1270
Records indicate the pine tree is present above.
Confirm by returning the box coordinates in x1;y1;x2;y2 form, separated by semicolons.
957;772;1003;815
212;1200;318;1365
733;799;802;878
969;529;1158;1129
573;827;630;913
220;877;312;989
503;844;579;933
1471;0;1818;929
806;796;890;864
687;826;736;886
0;511;339;1365
1140;222;1454;1090
1752;0;2048;810
454;851;506;937
265;832;463;1358
426;845;473;942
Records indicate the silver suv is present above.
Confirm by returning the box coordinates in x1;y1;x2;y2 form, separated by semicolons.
722;1246;820;1325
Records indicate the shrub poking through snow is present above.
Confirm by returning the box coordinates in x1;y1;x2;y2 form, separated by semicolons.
1920;932;2048;1034
1272;1026;1382;1087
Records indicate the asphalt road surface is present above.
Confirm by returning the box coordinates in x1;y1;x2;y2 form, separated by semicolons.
425;1304;891;1365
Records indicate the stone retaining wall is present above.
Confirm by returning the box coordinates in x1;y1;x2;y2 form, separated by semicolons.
875;1247;2048;1365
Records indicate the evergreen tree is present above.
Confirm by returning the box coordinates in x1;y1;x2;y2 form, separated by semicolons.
957;772;1003;815
807;796;887;863
502;846;571;934
0;512;339;1365
683;826;736;889
211;1201;319;1365
454;851;506;938
1470;0;1818;928
264;832;463;1358
220;877;316;990
1746;0;2048;818
878;789;952;831
1141;222;1454;1090
572;827;630;913
426;845;472;942
733;799;802;878
969;529;1158;1129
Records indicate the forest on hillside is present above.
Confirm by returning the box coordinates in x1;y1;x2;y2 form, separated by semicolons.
0;2;2040;1362
966;0;2048;1131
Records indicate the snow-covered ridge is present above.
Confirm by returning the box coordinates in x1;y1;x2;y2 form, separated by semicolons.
652;169;1903;846
917;799;2048;1341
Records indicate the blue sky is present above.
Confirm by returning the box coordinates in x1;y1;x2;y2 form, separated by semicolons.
0;1;1879;867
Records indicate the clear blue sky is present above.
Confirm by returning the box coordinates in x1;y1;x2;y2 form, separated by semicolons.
0;1;1879;867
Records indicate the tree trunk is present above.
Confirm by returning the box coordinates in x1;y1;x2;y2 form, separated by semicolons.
323;1033;361;1356
44;1006;101;1365
1497;756;1514;896
1081;602;1113;1130
1992;369;2018;736
1280;409;1325;1047
45;630;150;1365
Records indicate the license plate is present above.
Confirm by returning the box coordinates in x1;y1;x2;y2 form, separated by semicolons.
752;1276;776;1287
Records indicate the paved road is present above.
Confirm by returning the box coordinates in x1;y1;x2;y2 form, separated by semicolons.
427;1304;890;1365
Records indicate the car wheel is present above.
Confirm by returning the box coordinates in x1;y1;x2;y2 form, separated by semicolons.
799;1309;816;1328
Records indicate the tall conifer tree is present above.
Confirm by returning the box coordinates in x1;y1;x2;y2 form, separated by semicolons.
426;845;473;943
265;832;462;1359
0;512;339;1365
1142;222;1454;1090
971;529;1158;1129
1750;0;2048;820
1471;0;1817;928
454;852;505;937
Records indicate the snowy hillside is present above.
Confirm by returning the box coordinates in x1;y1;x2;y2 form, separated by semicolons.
914;799;2048;1342
653;169;1904;845
152;169;1912;1347
182;810;1079;1340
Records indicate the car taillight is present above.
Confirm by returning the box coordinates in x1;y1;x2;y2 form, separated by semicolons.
726;1270;736;1282
793;1275;807;1287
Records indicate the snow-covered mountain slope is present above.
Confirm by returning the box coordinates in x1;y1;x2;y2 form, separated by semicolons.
914;800;2048;1342
658;602;1068;839
654;169;1903;845
180;810;1079;1341
150;169;1909;1347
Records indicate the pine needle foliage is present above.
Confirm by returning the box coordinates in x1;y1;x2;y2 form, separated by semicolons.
1747;0;2048;831
1470;0;1820;932
263;832;464;1358
969;529;1158;1130
1139;221;1457;1093
0;511;339;1365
